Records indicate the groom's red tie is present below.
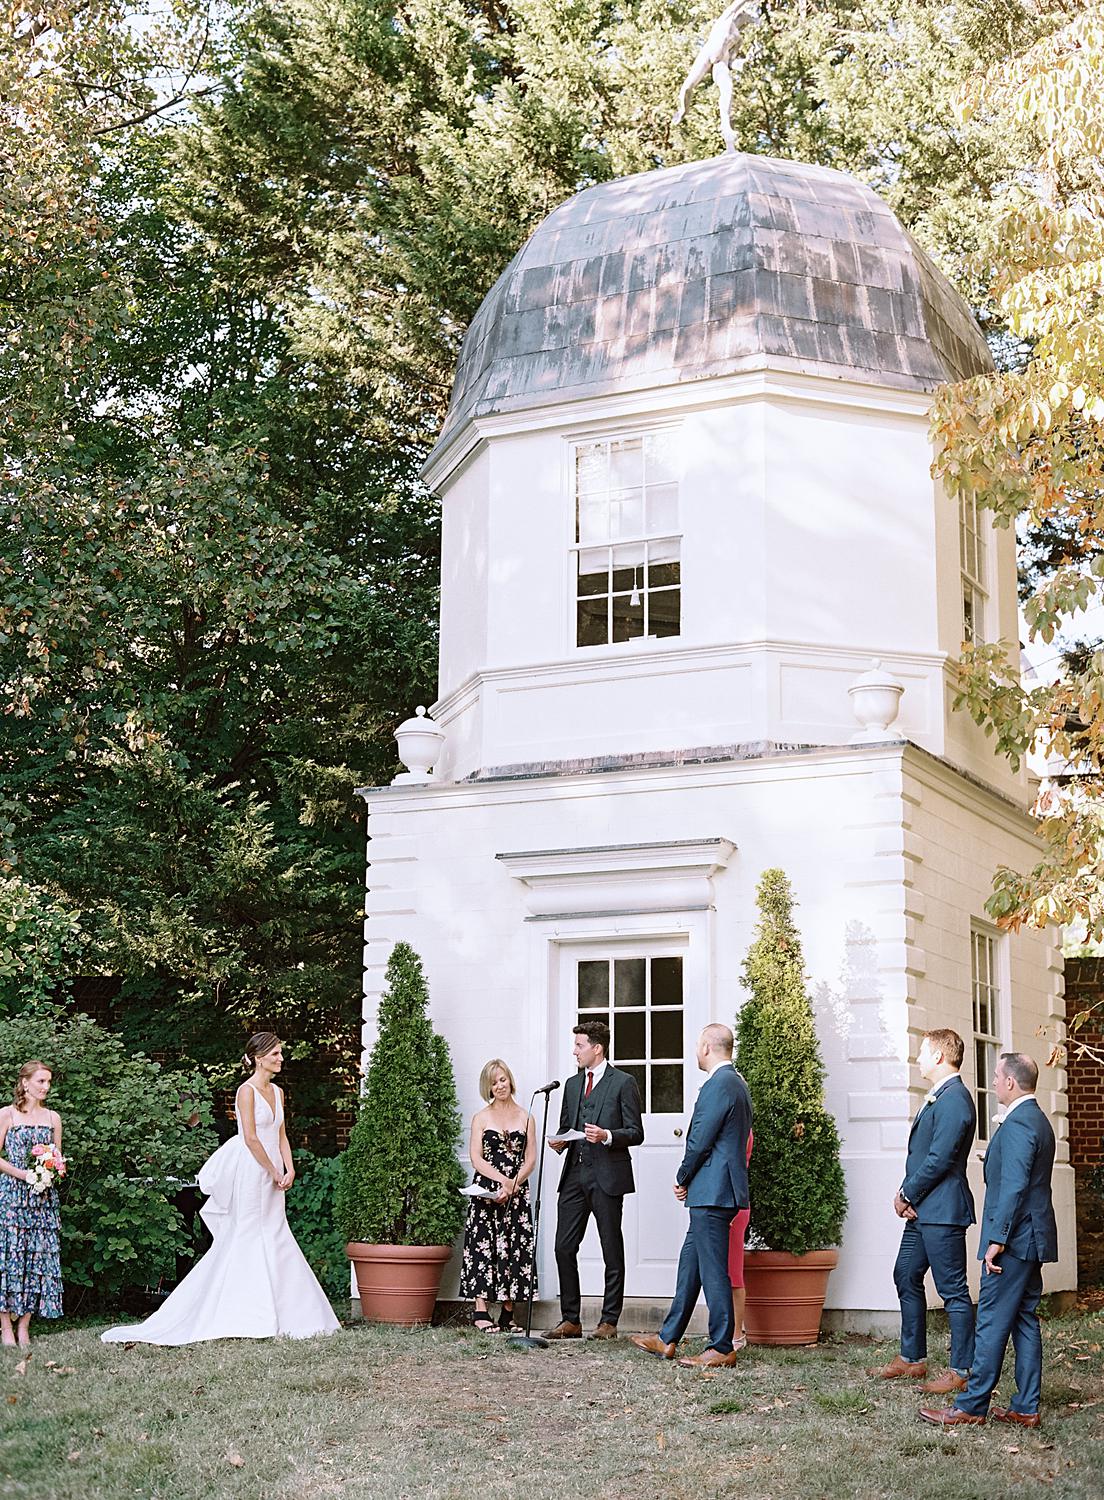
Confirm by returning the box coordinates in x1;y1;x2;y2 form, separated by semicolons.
585;1070;594;1099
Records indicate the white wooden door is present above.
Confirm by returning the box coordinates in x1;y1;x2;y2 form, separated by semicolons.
552;938;708;1298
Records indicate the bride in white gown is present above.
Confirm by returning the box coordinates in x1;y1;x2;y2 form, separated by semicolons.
102;1033;340;1344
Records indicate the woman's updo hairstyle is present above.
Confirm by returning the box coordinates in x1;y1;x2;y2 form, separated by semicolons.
242;1032;282;1071
13;1060;52;1112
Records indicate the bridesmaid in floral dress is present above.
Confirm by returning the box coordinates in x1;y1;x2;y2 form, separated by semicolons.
0;1061;64;1346
459;1059;536;1332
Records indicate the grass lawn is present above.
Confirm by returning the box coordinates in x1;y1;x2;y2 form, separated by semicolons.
1;1307;1102;1499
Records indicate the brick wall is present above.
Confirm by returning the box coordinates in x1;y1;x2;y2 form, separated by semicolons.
1063;957;1104;1286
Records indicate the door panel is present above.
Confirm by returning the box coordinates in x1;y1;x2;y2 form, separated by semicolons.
554;940;707;1299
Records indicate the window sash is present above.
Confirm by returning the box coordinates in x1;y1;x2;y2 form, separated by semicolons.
959;492;988;589
574;434;680;547
962;579;986;646
573;433;681;648
971;927;1003;1142
576;539;680;645
960;490;990;645
576;954;685;1114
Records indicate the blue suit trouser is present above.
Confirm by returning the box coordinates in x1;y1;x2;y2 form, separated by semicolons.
954;1251;1044;1416
894;1219;975;1372
660;1205;737;1354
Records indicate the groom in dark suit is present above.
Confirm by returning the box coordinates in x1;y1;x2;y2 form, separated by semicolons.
871;1028;977;1394
631;1024;752;1369
921;1052;1058;1429
544;1021;644;1340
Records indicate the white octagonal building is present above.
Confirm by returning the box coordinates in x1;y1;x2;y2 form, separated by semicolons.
360;153;1076;1326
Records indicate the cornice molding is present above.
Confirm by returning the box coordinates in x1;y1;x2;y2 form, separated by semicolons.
496;837;736;918
422;364;933;491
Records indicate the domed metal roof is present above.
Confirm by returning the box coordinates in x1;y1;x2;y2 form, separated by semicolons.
429;153;991;471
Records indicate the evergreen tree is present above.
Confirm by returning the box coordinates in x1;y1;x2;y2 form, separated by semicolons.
736;869;847;1255
335;943;466;1245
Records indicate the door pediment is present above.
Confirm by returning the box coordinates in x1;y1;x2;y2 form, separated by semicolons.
496;837;735;918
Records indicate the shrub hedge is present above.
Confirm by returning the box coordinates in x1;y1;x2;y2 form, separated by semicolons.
0;1005;217;1307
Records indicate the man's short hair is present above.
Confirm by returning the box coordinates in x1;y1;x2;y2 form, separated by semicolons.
924;1028;965;1069
1000;1052;1039;1092
574;1020;609;1056
701;1022;734;1057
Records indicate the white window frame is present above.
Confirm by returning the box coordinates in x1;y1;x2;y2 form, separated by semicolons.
568;427;682;651
575;951;687;1115
960;492;989;646
971;922;1009;1141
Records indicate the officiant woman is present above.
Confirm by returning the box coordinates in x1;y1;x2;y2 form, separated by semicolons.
459;1059;536;1332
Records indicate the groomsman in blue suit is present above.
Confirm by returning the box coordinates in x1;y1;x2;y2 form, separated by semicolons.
920;1052;1058;1429
631;1024;752;1370
871;1028;977;1394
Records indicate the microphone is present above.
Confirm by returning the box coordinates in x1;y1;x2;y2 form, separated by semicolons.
533;1080;561;1095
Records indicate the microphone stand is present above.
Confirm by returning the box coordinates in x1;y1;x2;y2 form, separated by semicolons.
506;1084;557;1351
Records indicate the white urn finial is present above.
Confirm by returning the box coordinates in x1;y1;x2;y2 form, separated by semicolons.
848;659;905;744
393;705;446;784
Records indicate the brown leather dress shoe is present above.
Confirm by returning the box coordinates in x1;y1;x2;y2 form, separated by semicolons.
630;1332;676;1359
990;1407;1041;1428
870;1354;928;1380
918;1406;985;1427
542;1321;583;1340
678;1348;738;1369
589;1322;618;1340
921;1371;968;1395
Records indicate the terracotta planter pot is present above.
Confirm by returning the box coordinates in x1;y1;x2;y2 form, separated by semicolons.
744;1248;839;1346
346;1242;452;1326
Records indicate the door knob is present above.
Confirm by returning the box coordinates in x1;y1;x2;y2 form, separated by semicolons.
673;1127;683;1137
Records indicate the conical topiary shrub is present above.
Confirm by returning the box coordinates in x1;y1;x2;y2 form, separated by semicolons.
736;869;847;1256
336;942;466;1248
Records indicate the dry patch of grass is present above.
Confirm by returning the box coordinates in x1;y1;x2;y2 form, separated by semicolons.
0;1309;1101;1499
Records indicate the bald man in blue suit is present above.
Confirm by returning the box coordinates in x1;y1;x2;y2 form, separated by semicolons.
631;1024;752;1370
920;1052;1058;1429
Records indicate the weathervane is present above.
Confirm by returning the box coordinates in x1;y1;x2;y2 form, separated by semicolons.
671;0;761;154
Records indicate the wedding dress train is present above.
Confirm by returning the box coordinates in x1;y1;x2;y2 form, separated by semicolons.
101;1084;340;1344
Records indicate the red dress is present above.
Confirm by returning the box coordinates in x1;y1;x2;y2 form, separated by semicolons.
727;1129;754;1288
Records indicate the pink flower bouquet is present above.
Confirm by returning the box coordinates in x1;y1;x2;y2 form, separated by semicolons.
29;1142;67;1195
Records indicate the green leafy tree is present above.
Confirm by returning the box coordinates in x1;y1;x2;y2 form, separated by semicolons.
0;877;84;1014
1;2;438;1089
0;1005;217;1306
335;943;465;1246
931;6;1104;948
736;869;847;1255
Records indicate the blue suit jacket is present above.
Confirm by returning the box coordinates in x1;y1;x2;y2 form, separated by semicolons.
979;1097;1058;1264
676;1065;752;1209
900;1074;976;1227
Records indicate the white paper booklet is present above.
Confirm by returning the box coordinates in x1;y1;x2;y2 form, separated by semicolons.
546;1129;586;1143
459;1184;500;1198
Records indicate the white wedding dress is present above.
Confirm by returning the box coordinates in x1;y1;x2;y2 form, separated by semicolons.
101;1083;340;1344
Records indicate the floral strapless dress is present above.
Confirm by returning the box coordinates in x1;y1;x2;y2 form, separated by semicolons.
0;1124;63;1318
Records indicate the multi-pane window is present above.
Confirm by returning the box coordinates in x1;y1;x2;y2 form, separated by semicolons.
574;432;681;647
960;492;988;645
972;926;1003;1140
576;955;684;1111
